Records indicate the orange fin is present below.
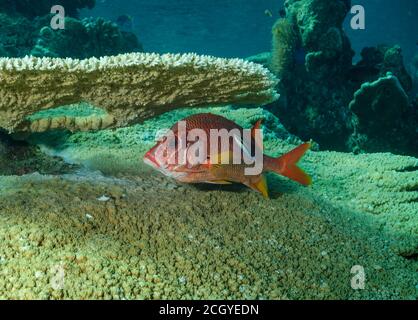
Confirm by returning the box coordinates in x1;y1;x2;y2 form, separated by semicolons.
251;119;264;150
248;175;269;199
251;119;264;134
272;142;312;186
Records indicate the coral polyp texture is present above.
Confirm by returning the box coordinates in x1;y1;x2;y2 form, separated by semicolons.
1;107;417;299
0;53;279;133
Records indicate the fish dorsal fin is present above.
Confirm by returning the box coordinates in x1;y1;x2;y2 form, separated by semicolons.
251;119;264;132
247;175;269;199
251;119;264;151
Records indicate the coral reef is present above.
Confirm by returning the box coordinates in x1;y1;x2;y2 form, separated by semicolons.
0;13;48;57
0;0;141;59
310;150;418;259
27;106;418;259
268;0;418;156
31;17;143;59
354;45;413;92
0;131;77;176
0;0;416;300
411;54;418;97
246;52;271;69
0;107;416;299
269;0;355;151
348;73;418;154
0;53;278;133
270;18;298;77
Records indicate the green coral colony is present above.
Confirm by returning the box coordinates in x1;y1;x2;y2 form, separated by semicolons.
0;0;417;300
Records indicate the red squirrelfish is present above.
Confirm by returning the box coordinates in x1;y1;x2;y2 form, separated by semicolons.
144;113;312;198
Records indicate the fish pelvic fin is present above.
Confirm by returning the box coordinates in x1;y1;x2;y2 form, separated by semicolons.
269;142;312;186
247;175;269;199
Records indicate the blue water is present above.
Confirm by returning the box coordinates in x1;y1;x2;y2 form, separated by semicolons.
81;0;282;58
82;0;418;62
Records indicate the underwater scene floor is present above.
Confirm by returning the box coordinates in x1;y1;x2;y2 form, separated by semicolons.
0;107;416;300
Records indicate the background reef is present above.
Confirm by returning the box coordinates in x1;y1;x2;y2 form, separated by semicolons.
265;0;418;156
0;0;142;58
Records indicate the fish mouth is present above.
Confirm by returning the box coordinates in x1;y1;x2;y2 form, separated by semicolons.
143;151;188;180
143;152;159;169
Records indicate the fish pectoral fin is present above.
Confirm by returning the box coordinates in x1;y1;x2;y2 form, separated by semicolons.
172;163;211;173
205;180;233;185
247;175;269;199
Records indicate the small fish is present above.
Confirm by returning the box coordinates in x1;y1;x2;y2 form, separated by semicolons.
116;14;134;32
279;8;286;18
264;9;273;18
144;113;312;198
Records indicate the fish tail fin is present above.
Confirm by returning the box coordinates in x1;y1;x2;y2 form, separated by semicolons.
269;142;312;186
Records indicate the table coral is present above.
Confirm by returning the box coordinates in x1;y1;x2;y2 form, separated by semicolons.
0;53;279;133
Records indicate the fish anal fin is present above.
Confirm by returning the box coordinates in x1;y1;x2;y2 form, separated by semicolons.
248;175;269;199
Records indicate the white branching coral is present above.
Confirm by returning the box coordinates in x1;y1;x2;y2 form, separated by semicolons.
0;53;279;133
